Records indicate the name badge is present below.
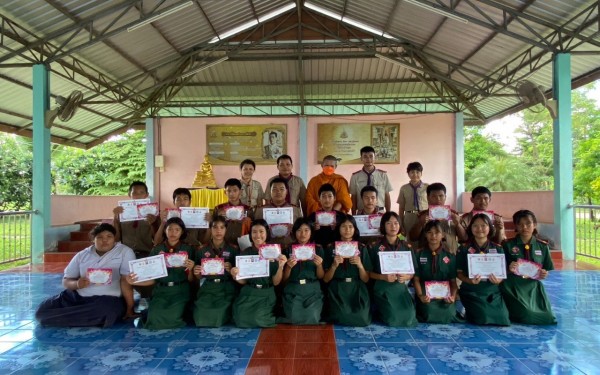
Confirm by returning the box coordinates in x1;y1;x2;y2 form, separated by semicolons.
489;248;497;254
223;251;230;257
534;250;542;256
420;257;428;263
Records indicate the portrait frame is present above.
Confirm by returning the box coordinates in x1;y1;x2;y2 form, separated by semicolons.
370;123;399;163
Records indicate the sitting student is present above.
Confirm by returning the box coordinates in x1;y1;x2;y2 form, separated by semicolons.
355;185;384;247
413;220;460;324
368;212;418;327
192;216;238;327
213;178;253;246
35;224;136;327
279;218;325;325
460;186;506;244
127;218;195;329
409;182;467;253
457;213;510;326
154;187;208;246
308;183;347;249
239;159;265;211
323;214;372;326
230;219;287;328
254;177;303;248
501;210;556;325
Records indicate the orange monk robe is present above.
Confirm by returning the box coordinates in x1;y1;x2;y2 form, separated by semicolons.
305;172;352;216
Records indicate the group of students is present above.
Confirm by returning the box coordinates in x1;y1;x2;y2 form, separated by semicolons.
35;148;556;329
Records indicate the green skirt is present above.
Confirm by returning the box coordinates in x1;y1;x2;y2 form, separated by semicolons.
326;279;371;326
145;283;189;330
416;299;459;324
500;275;556;325
373;280;417;327
459;283;510;326
193;280;236;327
232;285;276;328
278;281;323;325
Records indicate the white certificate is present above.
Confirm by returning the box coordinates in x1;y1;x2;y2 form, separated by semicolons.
166;208;181;219
236;255;270;280
316;211;336;226
164;252;188;268
515;259;541;279
335;241;359;258
355;215;380;236
259;244;281;260
269;224;290;238
425;281;451;299
467;254;507;279
263;207;294;225
118;199;150;222
87;268;112;285
180;207;210;228
225;206;245;221
129;254;168;283
201;258;225;275
292;244;315;260
429;205;451;221
137;202;159;217
378;251;415;274
237;234;252;251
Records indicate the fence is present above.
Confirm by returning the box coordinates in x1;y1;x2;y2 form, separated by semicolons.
0;211;33;265
572;205;600;261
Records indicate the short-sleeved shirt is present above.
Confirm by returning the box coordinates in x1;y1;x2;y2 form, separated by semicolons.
150;242;195;284
324;242;373;278
236;246;280;287
240;179;265;209
502;236;554;271
308;210;347;249
368;239;417;274
64;243;136;297
415;246;456;282
396;182;429;212
283;243;324;282
349;168;393;211
120;220;154;253
194;242;238;282
264;175;307;209
456;241;504;292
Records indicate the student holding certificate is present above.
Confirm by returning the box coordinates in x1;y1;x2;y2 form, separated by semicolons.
459;186;506;244
308;183;347;249
368;212;418;327
500;210;556;325
213;178;254;246
127;218;195;329
192;216;238;327
323;214;372;326
230;219;287;328
154;187;208;246
278;218;325;325
35;224;136;327
355;186;384;247
456;214;510;326
413;220;461;324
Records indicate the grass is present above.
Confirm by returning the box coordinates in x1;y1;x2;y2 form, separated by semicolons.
0;215;32;272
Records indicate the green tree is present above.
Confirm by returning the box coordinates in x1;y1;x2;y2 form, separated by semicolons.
464;126;508;188
468;156;540;192
0;134;33;210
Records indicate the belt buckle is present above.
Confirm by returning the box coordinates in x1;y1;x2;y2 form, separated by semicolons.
344;278;352;282
214;279;221;283
167;281;175;287
255;284;263;289
299;279;306;285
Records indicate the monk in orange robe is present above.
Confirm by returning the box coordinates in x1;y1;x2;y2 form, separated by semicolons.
306;155;352;215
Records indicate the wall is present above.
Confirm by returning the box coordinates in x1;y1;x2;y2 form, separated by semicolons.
51;195;127;226
459;191;554;223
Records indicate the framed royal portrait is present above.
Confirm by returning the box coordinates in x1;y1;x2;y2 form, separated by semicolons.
371;123;399;163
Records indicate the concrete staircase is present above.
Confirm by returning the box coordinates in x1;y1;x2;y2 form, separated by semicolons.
44;221;100;263
503;220;562;260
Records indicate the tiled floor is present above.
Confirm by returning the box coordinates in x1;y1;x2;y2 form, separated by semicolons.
0;268;599;374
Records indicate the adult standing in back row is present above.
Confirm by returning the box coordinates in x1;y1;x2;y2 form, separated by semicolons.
349;146;393;214
264;154;307;215
306;155;352;216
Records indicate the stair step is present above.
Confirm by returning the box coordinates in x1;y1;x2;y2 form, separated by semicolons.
58;240;92;252
44;252;78;263
77;221;104;231
550;249;562;260
70;231;92;241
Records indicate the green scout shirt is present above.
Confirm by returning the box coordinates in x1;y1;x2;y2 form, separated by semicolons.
236;246;280;287
503;236;554;271
457;241;504;292
324;242;373;279
283;244;324;282
415;246;456;282
150;242;194;284
194;242;238;282
368;239;417;274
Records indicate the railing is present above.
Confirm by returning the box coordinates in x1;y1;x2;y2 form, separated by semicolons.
572;205;600;261
0;211;33;265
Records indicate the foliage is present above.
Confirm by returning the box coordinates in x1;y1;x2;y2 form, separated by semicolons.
468;156;540;192
0;134;33;211
463;127;508;188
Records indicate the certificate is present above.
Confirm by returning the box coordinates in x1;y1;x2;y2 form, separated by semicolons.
429;205;451;221
515;259;541;279
263;207;294;225
137;202;159;217
292;244;315;260
236;255;270;280
180;207;210;228
269;223;290;238
425;281;451;299
467;254;507;279
164;252;188;268
378;251;415;274
237;234;252;250
368;214;382;230
355;215;380;236
118;199;150;222
87;268;112;285
472;210;495;221
315;211;336;226
259;244;281;260
129;255;168;283
201;258;224;275
166;208;181;220
335;241;359;258
224;206;245;221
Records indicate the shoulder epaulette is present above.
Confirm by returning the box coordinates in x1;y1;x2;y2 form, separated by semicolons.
536;237;549;245
351;170;361;175
376;169;387;173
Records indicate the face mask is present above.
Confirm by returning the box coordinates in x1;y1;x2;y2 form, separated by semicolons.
322;166;335;176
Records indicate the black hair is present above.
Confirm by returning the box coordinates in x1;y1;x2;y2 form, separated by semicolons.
224;178;242;189
172;187;191;201
270;177;288;189
334;214;360;241
164;217;187;241
291;217;313;242
406;162;423;173
471;186;492;198
128;181;148;195
360;185;378;198
360;146;375;155
427;182;446;196
211;215;228;228
90;223;117;238
269;131;278;138
513;209;539;236
249;219;271;244
277;154;293;165
239;159;256;170
466;213;496;240
379;211;401;235
318;183;336;197
420;220;445;249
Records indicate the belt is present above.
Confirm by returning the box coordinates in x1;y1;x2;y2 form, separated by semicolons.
249;284;272;289
336;277;355;283
205;278;224;283
290;279;317;285
404;210;419;214
158;280;187;287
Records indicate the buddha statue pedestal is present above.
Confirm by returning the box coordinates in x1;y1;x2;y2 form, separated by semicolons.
192;155;218;188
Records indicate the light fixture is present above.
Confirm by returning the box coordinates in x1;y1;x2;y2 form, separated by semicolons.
209;19;259;44
258;3;296;23
128;1;194;32
404;0;469;24
181;56;229;78
304;1;342;20
375;53;425;74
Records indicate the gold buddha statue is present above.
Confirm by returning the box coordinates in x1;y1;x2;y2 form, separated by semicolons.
192;155;218;188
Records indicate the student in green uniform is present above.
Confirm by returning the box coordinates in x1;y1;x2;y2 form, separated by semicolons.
368;212;418;327
127;217;195;329
192;216;238;327
278;218;325;325
501;210;556;325
413;220;460;324
456;213;510;326
214;178;254;246
230;219;287;328
154;187;208;246
323;214;372;326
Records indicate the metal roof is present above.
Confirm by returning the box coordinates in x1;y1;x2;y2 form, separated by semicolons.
0;0;599;148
